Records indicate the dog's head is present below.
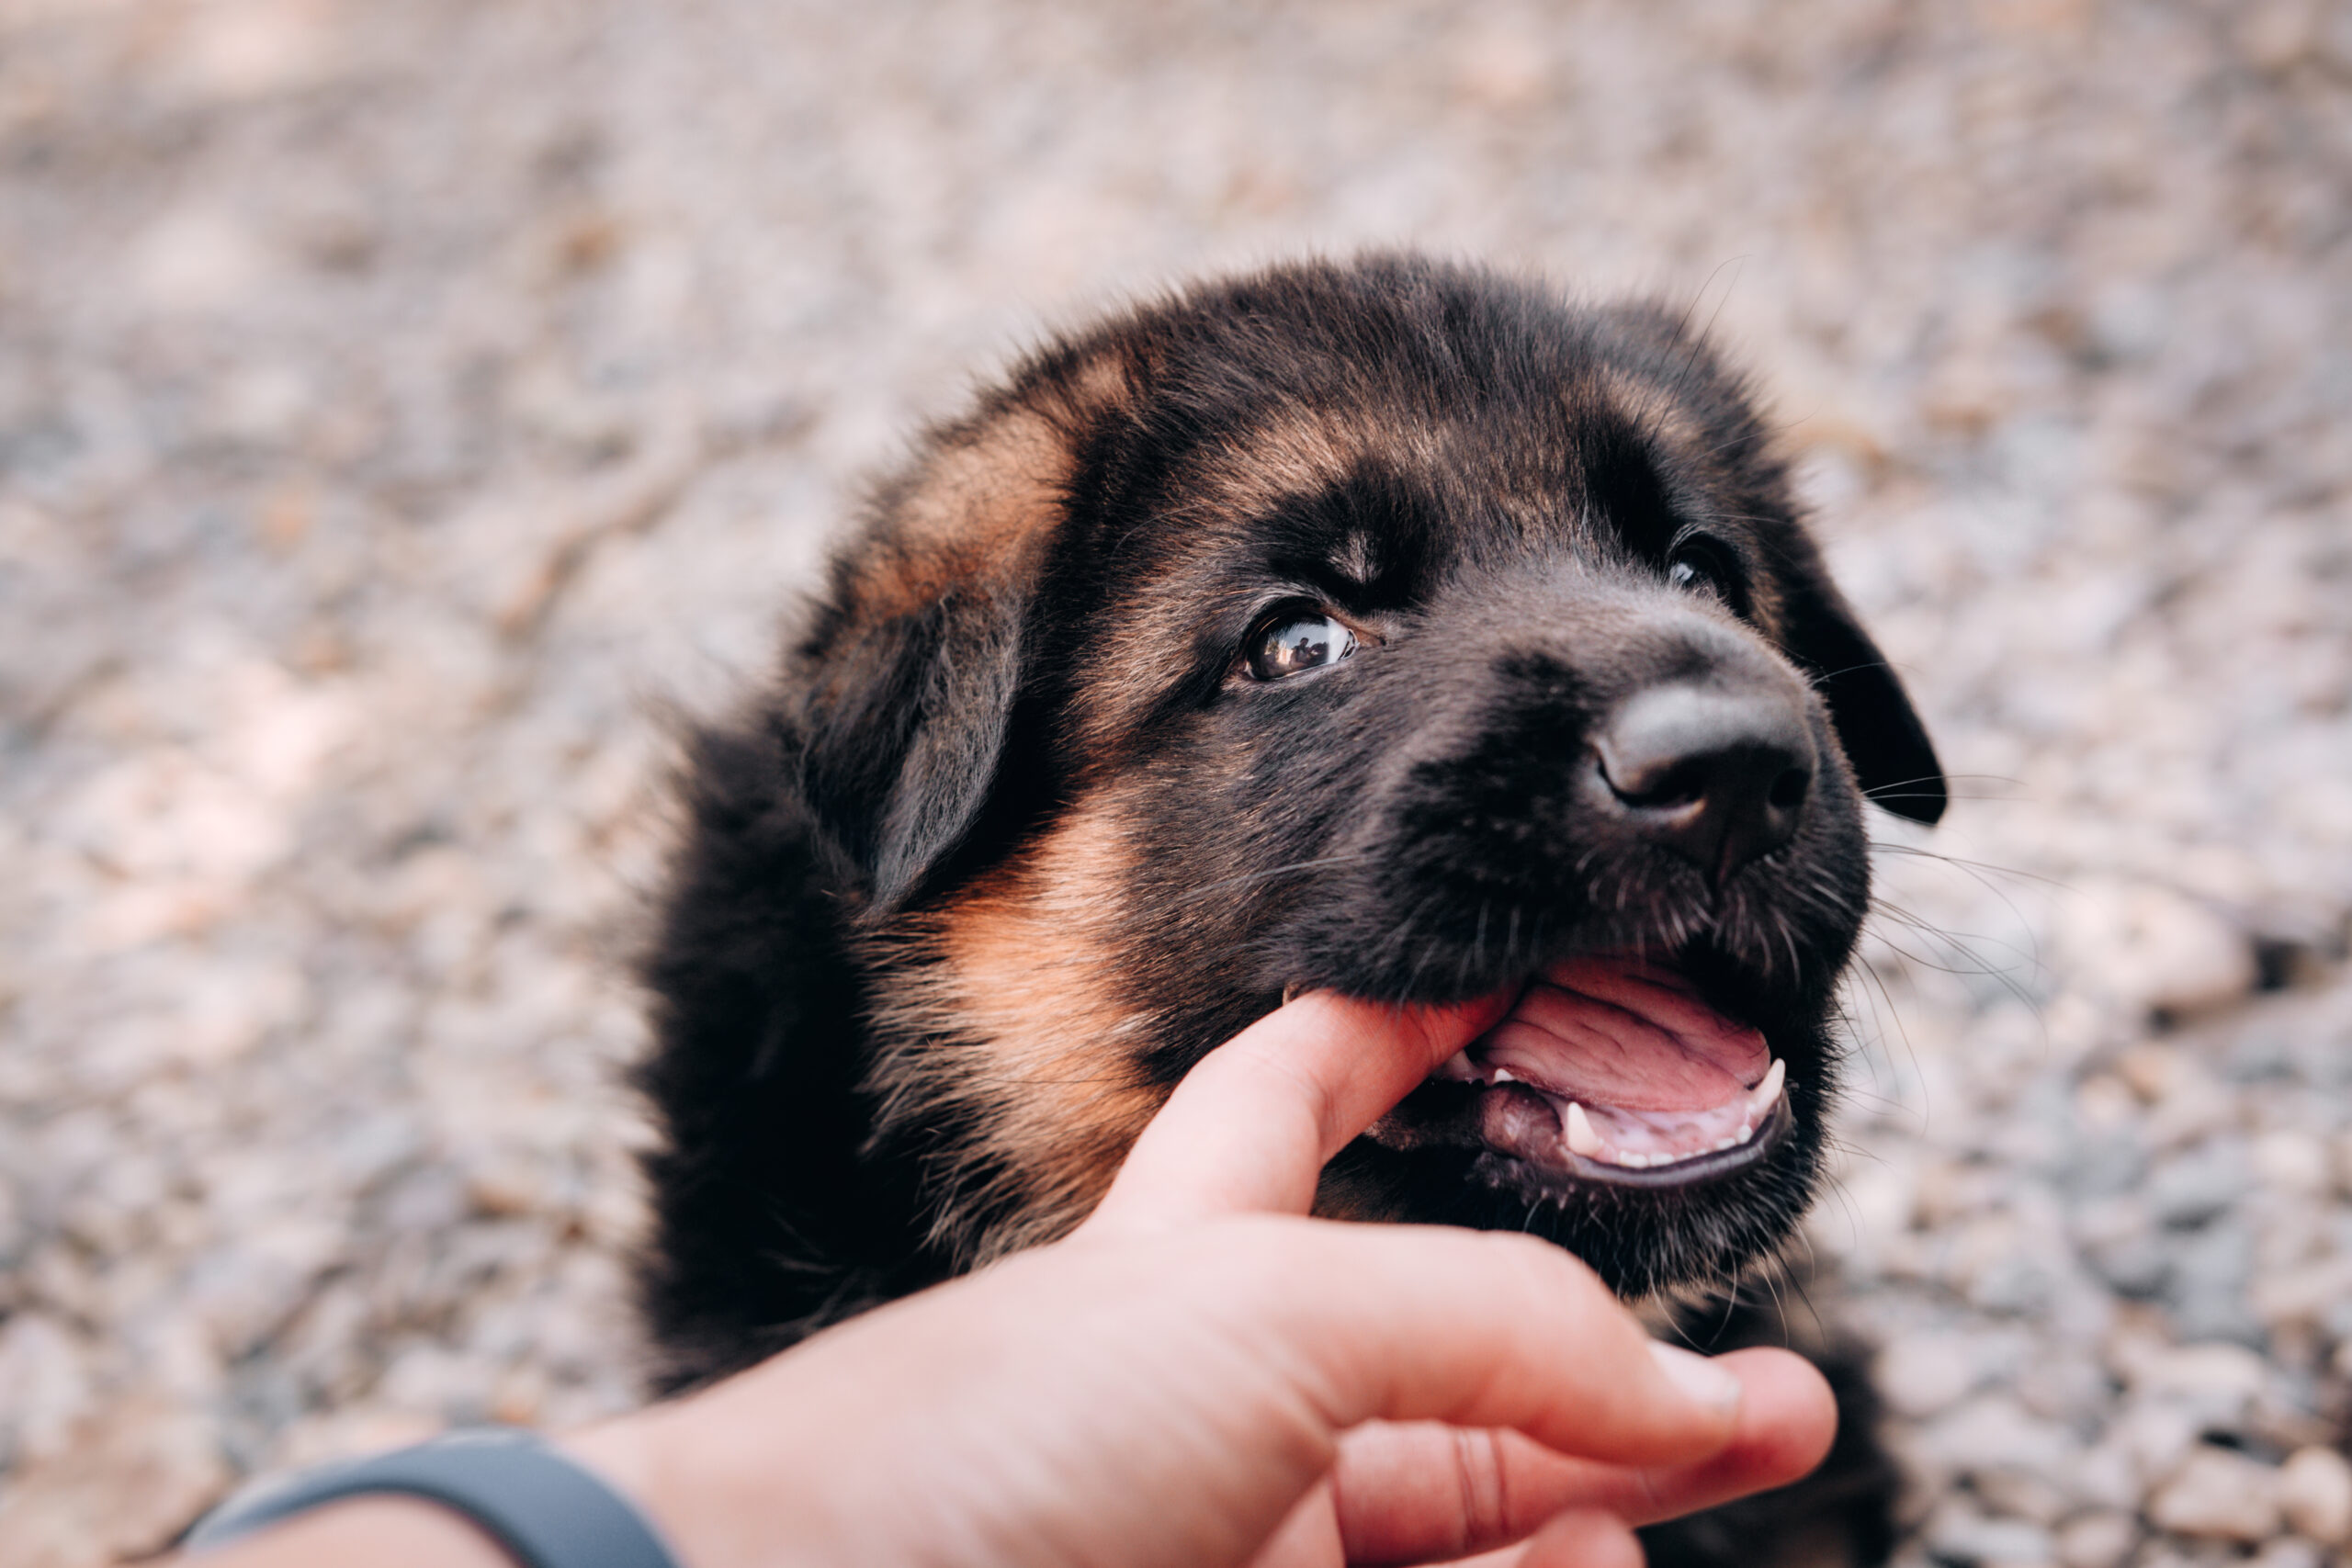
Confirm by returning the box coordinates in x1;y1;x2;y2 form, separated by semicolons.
785;256;1941;1297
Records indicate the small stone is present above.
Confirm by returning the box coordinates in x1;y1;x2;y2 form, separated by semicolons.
2252;1131;2330;1195
2064;1442;2143;1513
466;1157;552;1219
2084;1233;2172;1299
2053;1509;2137;1568
2062;881;2257;1021
1974;1467;2074;1526
0;1314;96;1465
2328;1129;2352;1198
2146;1446;2283;1542
2276;1446;2352;1545
272;1408;444;1471
2126;1342;2268;1407
1969;1253;2063;1316
1924;1499;2056;1567
489;1362;548;1427
378;1344;499;1425
2105;1400;2201;1487
1917;1393;2080;1477
2236;0;2324;70
2017;1351;2116;1427
2064;1131;2147;1200
2143;1075;2240;1154
2163;1225;2265;1349
2147;1145;2252;1229
2248;1541;2327;1568
2074;1073;2139;1131
1877;1332;1986;1419
2251;1256;2352;1335
2115;1045;2183;1105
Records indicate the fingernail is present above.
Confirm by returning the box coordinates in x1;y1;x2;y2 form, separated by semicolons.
1648;1342;1742;1415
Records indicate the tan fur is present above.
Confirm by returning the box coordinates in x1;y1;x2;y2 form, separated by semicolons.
845;410;1075;623
865;793;1168;1259
846;349;1136;625
1184;404;1375;518
1595;364;1712;458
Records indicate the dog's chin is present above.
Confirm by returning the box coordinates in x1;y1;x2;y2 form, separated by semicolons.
1322;949;1829;1296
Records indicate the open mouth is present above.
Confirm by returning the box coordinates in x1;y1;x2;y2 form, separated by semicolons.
1411;956;1791;1188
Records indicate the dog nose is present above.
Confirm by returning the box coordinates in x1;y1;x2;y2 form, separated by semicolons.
1594;683;1815;886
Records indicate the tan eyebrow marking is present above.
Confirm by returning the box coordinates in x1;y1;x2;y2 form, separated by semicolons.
1331;527;1379;586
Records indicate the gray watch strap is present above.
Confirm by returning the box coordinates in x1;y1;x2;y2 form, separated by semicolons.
183;1427;680;1568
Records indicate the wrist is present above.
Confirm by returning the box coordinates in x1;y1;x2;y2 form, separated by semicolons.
558;1397;827;1568
556;1420;685;1560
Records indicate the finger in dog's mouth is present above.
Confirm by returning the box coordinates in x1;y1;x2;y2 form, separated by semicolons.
1378;954;1793;1189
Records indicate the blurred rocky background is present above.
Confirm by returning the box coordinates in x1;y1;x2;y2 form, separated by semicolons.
1;1;2347;1563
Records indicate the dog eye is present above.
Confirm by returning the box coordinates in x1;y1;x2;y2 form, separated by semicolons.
1245;611;1359;681
1667;538;1743;610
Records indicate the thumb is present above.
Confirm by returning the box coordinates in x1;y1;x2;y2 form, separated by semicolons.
1085;988;1510;1232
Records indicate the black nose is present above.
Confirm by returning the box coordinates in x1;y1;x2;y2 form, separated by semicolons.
1593;683;1816;886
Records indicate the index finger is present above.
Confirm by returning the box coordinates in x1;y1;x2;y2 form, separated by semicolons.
1084;988;1510;1232
1329;1346;1838;1562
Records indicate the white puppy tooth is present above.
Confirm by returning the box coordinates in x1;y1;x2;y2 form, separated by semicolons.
1564;1101;1604;1159
1436;1051;1476;1081
1749;1058;1786;1111
1736;1122;1755;1145
1491;1067;1517;1085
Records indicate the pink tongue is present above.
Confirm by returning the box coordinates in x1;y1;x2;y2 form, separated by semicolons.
1475;957;1769;1112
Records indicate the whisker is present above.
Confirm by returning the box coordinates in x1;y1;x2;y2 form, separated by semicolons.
1867;771;2024;794
1869;840;2072;892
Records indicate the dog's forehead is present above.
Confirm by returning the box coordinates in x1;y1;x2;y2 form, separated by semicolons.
1126;362;1758;596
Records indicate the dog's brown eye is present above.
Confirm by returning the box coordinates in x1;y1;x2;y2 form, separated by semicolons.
1668;539;1741;610
1246;612;1359;681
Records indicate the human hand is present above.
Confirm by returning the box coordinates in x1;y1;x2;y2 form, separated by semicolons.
560;991;1837;1568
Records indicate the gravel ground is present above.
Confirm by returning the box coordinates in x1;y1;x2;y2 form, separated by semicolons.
2;2;2348;1563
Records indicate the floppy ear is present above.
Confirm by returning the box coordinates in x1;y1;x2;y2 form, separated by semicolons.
1772;547;1947;826
792;572;1035;913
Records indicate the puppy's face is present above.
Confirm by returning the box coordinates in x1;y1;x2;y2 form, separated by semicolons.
797;260;1942;1298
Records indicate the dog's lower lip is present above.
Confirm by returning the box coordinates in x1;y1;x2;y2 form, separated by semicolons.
1442;1053;1789;1176
1483;1089;1795;1190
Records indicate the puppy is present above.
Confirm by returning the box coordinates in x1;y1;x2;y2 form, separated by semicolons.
635;254;1941;1561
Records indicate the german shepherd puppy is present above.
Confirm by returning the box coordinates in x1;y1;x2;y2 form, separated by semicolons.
635;254;1941;1562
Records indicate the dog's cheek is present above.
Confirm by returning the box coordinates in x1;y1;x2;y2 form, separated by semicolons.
1751;721;1876;1000
1108;713;1392;1009
868;800;1177;1258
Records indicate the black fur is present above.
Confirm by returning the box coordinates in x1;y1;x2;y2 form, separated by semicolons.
633;255;1942;1563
